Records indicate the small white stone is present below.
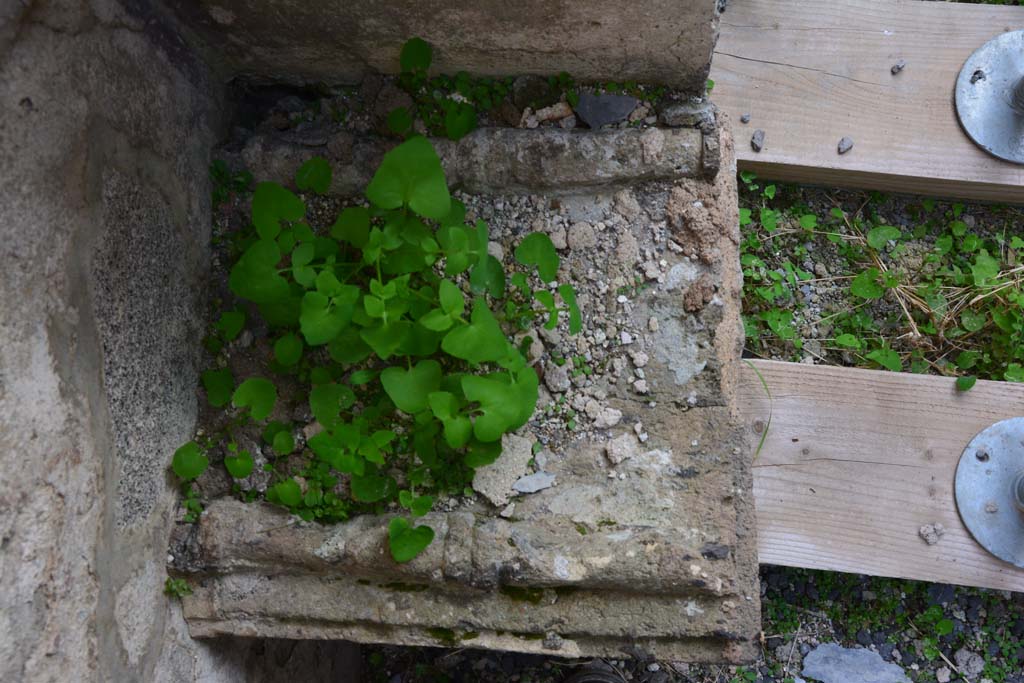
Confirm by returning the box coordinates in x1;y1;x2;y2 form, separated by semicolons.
648;317;660;332
691;439;699;447
620;331;633;344
605;432;641;465
499;503;516;518
632;379;649;394
630;351;649;368
616;294;628;304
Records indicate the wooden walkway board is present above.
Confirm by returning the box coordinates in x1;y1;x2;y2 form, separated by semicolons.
739;360;1024;591
710;0;1024;202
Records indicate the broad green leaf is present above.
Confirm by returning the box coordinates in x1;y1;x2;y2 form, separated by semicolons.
464;439;502;468
201;368;233;407
418;309;453;331
960;309;986;333
262;420;290;444
172;442;208;481
442;298;509;364
351;474;393;502
224;449;254;479
410;495;433;518
291;242;316;287
866;225;901;250
232;377;277;421
972;249;1000;286
269;478;302;507
252;182;304;241
956;376;977;392
229;239;290;304
444;100;476;140
331;206;370;248
295;157;331;195
935;235;953;255
215;310;245;340
799;214;817;230
272;430;294;455
438;279;464;316
461;370;538;442
328;327;372;364
470;254;505;296
514;232;559;282
834;333;861;349
309;383;356;429
428;391;472;448
365;136;451;220
273;333;303;366
1006;363;1024;382
437;224;475;274
388;516;434;563
850;268;884;299
400;37;433;72
381;360;442;413
300;288;359;345
558;284;583;334
867;348;902;372
360;320;411;360
534;290;558;329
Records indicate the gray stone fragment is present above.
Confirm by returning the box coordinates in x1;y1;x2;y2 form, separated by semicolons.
544;363;572;393
659;101;716;131
838;136;854;155
954;648;984;677
802;643;910;683
751;129;765;153
740;113;751;124
574;93;639;129
512;471;556;493
891;59;906;75
605;433;641;465
919;522;945;545
472;434;535;506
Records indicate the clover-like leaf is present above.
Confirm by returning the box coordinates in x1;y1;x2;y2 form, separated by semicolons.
866;225;901;250
295;157;331;195
388;516;435;563
360;320;411;360
515;232;560;282
232;377;277;421
400;37;433;73
224;449;254;479
201;368;233;407
366;136;451;220
309;382;356;429
252;182;304;241
961;309;987;333
172;441;208;481
442;298;509;364
381;360;442;414
438;279;465;316
443;100;476;141
834;333;861;349
273;333;303;366
410;495;433;518
229;239;290;304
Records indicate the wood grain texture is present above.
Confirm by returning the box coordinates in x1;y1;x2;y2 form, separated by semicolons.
710;0;1024;202
740;360;1024;590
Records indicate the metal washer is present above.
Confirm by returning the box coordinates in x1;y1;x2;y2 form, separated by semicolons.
955;417;1024;569
954;30;1024;165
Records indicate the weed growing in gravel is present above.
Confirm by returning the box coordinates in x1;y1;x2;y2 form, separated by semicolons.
740;172;1024;387
173;138;579;562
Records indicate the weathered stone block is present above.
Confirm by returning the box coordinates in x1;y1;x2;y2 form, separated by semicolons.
173;126;759;662
168;0;721;94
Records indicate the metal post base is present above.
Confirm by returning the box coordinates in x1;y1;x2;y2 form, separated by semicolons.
955;30;1024;165
955;417;1024;569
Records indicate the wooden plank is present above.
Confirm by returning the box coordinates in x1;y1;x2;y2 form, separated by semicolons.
740;359;1024;590
710;0;1024;202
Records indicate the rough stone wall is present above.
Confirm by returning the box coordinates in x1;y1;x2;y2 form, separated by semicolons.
166;0;721;93
0;2;357;681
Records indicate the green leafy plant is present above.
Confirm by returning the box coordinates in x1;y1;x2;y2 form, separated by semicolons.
164;577;193;599
175;136;579;563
